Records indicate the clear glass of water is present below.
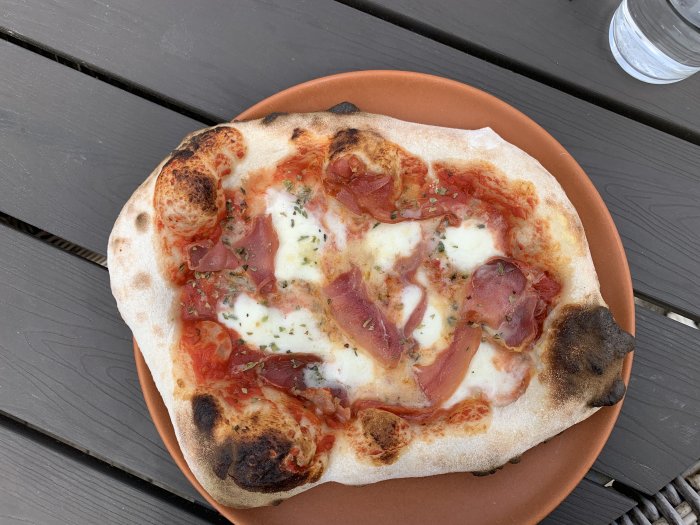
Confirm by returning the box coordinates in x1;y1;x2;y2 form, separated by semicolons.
609;0;700;83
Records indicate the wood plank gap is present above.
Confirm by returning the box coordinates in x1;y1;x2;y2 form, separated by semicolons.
0;28;219;127
0;211;107;267
634;291;700;325
334;0;700;147
0;412;228;524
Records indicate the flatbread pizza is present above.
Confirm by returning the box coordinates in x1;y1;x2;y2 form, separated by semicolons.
108;105;634;508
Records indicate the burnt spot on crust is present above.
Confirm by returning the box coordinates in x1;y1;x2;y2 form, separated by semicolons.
132;272;151;289
167;147;195;162
359;408;411;464
192;394;221;437
327;101;360;114
329;128;360;158
213;432;309;493
171;169;218;214
545;305;634;407
590;377;627;407
261;112;287;125
213;440;235;480
291;127;305;141
135;212;149;232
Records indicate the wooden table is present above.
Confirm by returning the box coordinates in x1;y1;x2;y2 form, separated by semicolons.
1;1;698;523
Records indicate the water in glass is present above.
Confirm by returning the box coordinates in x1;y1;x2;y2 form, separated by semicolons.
609;0;700;83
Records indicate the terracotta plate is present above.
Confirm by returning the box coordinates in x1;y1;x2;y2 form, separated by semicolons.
134;71;634;525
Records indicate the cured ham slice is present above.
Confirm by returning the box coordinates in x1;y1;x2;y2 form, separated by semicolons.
414;324;482;405
324;266;404;367
185;239;240;272
231;215;279;293
464;258;560;347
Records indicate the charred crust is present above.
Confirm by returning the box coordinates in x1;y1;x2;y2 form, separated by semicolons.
171;169;218;213
327;101;360;114
135;212;149;232
261;112;287;125
360;409;410;464
214;432;308;493
546;305;634;408
291;127;304;141
213;440;234;480
329;128;360;158
186;128;226;150
192;394;221;437
590;377;627;407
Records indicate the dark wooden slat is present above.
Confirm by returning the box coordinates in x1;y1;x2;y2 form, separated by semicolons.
541;478;636;525
0;2;698;316
594;307;700;494
0;421;216;525
0;39;201;256
360;0;700;141
0;222;207;506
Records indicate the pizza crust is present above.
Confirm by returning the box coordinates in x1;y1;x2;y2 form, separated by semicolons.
108;111;632;508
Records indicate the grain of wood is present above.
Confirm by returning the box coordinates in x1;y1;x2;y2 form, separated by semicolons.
0;2;698;315
540;478;636;525
0;421;216;525
356;0;700;141
0;221;207;506
594;308;700;494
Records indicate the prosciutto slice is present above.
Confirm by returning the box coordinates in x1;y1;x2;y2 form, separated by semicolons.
414;323;482;405
463;257;560;347
259;354;320;391
185;239;240;272
231;215;279;293
324;155;399;221
324;266;404;367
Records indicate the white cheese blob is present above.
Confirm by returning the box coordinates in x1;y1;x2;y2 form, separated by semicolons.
442;340;523;408
443;220;502;272
219;294;376;395
323;211;347;251
364;222;422;272
412;299;444;349
266;189;326;284
400;285;423;327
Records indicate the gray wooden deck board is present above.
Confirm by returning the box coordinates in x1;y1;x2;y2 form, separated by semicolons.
0;221;207;506
594;307;700;494
0;3;698;316
0;420;217;525
360;0;700;141
0;39;201;257
541;478;637;525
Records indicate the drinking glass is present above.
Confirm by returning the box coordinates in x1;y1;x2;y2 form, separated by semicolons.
609;0;700;83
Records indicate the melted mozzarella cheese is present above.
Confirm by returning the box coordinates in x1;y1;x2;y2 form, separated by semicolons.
364;222;422;271
442;340;522;408
443;220;502;272
219;294;376;395
266;189;326;283
400;285;422;326
323;211;347;251
412;300;443;348
305;349;375;392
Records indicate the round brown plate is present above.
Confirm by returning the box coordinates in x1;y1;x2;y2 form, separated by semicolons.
134;71;634;525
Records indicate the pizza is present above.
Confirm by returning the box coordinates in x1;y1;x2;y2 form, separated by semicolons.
108;104;634;508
